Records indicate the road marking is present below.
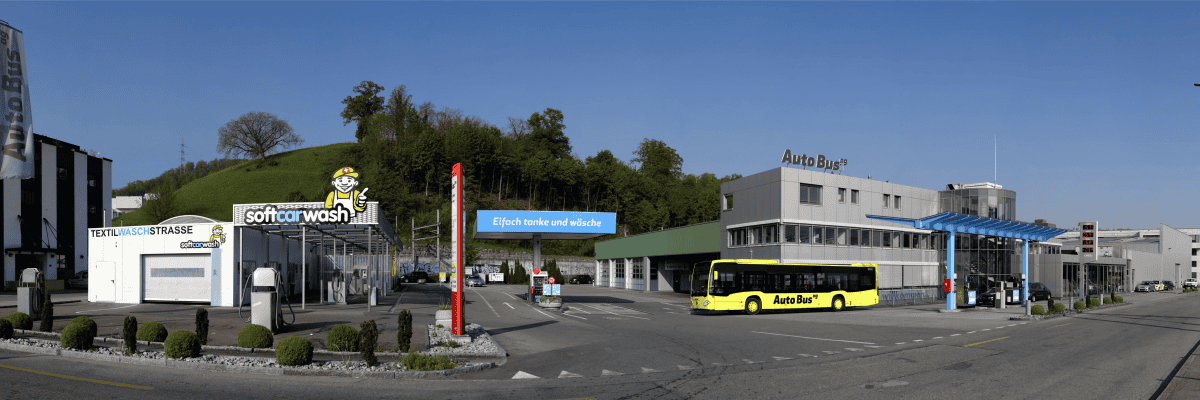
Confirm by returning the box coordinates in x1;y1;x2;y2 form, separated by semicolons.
0;363;152;390
1049;323;1072;329
558;371;583;378
913;340;923;342
773;356;793;360
562;312;587;320
512;371;540;379
470;287;501;318
823;351;840;354
74;304;137;314
895;342;906;345
642;367;661;373
967;331;976;334
711;362;730;366
743;359;763;363
845;348;862;352
751;331;875;345
504;303;515;309
950;334;961;337
865;345;884;349
932;337;943;339
798;354;816;357
964;336;1009;348
981;329;991;331
577;304;651;320
678;365;697;370
601;370;624;376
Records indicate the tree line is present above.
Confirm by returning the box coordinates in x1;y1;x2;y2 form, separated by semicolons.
336;81;741;257
113;158;247;197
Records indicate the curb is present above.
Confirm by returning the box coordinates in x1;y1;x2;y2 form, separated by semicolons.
1008;301;1133;321
0;300;83;309
0;338;497;379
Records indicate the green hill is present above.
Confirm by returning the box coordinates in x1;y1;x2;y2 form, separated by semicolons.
114;143;356;226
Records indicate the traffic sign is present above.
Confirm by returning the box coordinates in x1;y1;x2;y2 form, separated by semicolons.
549;277;555;284
534;268;541;275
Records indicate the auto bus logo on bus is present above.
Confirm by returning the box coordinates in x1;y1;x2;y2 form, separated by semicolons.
773;294;818;305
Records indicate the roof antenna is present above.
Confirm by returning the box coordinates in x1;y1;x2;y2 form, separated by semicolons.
994;135;997;185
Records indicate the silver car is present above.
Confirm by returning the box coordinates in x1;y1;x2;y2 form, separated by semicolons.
466;276;484;287
1136;281;1153;292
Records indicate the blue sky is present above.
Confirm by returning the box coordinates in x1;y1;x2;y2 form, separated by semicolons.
8;2;1200;229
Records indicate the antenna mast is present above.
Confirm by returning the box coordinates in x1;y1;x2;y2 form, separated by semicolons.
180;138;186;170
994;135;997;184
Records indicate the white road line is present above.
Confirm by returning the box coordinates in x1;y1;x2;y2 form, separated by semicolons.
751;331;875;345
967;331;977;334
559;371;583;378
512;371;539;379
504;303;515;309
773;356;793;360
562;312;587;320
932;337;943;339
74;304;137;314
913;340;923;342
895;342;906;345
951;334;961;336
578;303;651;320
470;287;501;318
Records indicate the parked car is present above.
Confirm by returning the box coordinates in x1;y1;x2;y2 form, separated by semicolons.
1184;278;1198;289
1027;282;1051;302
466;276;484;287
1164;281;1176;291
402;271;429;283
1136;281;1155;292
569;275;594;284
1154;281;1165;291
976;286;1018;307
67;270;88;289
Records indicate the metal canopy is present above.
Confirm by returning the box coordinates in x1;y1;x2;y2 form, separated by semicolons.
866;212;1067;242
241;223;401;253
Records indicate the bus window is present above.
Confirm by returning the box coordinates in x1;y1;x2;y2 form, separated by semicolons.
798;273;814;292
744;272;767;292
815;272;827;291
860;270;875;290
711;271;738;296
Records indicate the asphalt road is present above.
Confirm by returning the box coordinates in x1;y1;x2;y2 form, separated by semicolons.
0;286;1196;399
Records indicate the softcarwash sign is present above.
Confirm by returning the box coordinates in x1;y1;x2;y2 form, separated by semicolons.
478;210;616;235
0;21;34;180
233;166;378;225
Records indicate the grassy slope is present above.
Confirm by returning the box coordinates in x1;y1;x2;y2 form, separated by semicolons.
114;143;355;225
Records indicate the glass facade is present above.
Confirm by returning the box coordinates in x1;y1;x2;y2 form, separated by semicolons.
938;187;1021;296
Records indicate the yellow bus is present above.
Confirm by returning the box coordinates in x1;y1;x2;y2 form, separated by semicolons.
689;259;879;314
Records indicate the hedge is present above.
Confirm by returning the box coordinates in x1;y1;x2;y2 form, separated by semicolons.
1073;301;1086;311
276;336;314;366
60;323;93;350
1031;305;1046;315
136;321;168;342
165;330;201;359
237;324;274;349
327;325;359;352
5;312;32;331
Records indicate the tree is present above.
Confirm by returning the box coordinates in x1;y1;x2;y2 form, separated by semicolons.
217;111;303;160
141;183;180;224
341;81;385;142
632;138;683;184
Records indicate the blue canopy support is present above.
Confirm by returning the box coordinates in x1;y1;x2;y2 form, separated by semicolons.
866;212;1068;312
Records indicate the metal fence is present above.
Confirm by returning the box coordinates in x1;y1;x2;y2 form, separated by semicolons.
878;287;941;306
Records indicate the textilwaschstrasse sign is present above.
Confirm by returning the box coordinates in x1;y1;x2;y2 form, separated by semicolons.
781;149;846;171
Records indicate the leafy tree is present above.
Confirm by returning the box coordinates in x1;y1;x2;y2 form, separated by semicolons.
632;138;684;185
141;183;180;224
217;111;303;160
341;81;386;142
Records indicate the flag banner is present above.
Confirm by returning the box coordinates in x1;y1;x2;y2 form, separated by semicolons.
0;22;34;180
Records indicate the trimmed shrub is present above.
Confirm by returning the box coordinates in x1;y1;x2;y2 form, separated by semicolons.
1089;298;1101;308
359;320;378;366
400;353;456;371
6;312;32;331
164;330;201;359
1046;297;1056;310
70;316;98;339
1103;297;1112;305
195;308;209;345
1073;301;1086;311
38;295;53;332
0;319;12;339
276;336;314;366
1052;303;1067;313
1115;296;1124;303
60;323;93;350
1031;305;1046;315
327;325;359;352
123;316;138;354
136;321;168;342
237;324;274;349
397;310;413;353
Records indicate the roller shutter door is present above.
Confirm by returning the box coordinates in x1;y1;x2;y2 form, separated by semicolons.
143;254;211;302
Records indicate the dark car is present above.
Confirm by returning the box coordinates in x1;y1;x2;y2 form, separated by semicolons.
402;271;429;283
1028;282;1051;302
569;275;593;284
1164;281;1176;291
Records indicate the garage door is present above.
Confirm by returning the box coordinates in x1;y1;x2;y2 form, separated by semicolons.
143;254;211;302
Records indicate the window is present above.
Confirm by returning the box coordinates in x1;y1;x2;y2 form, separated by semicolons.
872;230;882;247
812;225;824;245
784;225;797;243
723;194;733;210
849;229;860;246
800;184;822;205
632;261;643;280
882;231;892;247
902;232;911;248
892;232;901;248
861;229;872;247
883;194;891;208
797;225;811;244
57;167;67;180
838;188;846;203
851;189;859;204
825;227;836;246
837;228;847;245
764;225;776;244
751;226;762;245
895;196;902;209
615;259;625;278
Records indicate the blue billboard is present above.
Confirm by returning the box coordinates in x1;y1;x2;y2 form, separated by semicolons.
476;210;616;236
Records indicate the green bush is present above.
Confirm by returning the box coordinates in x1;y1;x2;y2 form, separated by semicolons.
397;310;413;353
1089;298;1101;308
436;341;461;348
70;316;98;339
327;325;359;352
123;316;138;354
1073;301;1086;311
237;324;274;349
400;353;456;371
60;323;93;350
1115;296;1124;303
275;336;314;366
0;319;12;339
359;320;378;367
1103;297;1112;304
38;295;53;332
164;330;201;359
6;312;32;331
136;321;168;342
195;308;209;345
1031;305;1046;315
1052;303;1066;313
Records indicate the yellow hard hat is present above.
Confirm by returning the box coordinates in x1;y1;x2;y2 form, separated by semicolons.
332;167;359;179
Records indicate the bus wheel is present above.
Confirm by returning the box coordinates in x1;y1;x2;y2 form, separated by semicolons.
831;295;845;312
745;298;762;315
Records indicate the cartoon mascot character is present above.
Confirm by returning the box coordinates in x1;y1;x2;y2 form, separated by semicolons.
210;225;226;244
325;167;368;218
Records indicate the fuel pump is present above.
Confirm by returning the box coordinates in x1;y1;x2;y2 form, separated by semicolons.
239;267;296;332
17;268;44;317
530;271;548;303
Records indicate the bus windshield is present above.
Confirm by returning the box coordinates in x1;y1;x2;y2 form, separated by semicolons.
690;264;710;296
